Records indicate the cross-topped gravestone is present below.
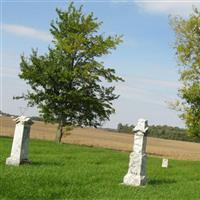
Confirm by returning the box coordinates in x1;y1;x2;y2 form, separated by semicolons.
123;118;148;186
6;116;33;166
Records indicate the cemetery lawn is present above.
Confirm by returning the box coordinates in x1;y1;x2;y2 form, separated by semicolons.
1;136;200;200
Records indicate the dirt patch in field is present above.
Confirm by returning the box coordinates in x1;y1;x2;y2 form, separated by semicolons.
1;116;200;160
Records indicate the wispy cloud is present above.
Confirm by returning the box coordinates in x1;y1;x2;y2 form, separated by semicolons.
134;1;200;17
115;75;179;106
1;23;52;42
135;76;180;88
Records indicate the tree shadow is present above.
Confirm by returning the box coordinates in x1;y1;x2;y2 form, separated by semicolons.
148;179;176;185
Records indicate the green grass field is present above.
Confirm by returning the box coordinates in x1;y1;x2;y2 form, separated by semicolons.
1;136;200;200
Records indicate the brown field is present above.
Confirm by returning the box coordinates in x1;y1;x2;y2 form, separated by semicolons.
1;116;200;160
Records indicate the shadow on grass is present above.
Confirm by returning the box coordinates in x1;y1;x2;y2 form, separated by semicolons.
0;135;12;139
31;161;64;167
148;179;176;185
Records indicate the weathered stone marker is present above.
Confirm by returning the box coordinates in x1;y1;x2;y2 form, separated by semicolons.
162;158;168;168
6;116;33;166
123;118;148;186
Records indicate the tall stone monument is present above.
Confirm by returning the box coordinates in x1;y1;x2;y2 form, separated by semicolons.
123;118;148;186
6;116;33;166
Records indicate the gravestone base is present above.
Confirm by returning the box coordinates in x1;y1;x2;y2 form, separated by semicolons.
123;152;147;186
6;157;31;166
6;157;20;166
123;175;147;186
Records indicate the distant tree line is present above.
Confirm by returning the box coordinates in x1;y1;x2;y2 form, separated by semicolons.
117;123;134;133
0;110;43;122
30;116;44;122
117;123;200;143
0;110;17;118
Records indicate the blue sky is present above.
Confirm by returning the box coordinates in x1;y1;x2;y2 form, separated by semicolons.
1;0;200;128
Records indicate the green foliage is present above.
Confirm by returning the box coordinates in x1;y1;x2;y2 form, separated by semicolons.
16;3;123;142
171;8;200;137
117;123;200;143
148;125;200;143
117;123;134;133
1;137;200;200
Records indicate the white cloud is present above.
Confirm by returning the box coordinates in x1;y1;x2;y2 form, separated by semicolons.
1;23;52;42
135;1;200;17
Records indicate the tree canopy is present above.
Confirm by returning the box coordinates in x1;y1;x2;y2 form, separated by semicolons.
171;8;200;137
17;3;123;142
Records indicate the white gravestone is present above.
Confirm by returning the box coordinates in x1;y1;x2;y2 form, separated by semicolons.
123;119;148;186
162;158;168;168
6;116;33;166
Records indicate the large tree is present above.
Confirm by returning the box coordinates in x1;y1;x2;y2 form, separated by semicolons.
171;8;200;137
17;3;123;143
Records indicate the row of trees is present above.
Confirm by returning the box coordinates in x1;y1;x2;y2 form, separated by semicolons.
117;123;134;133
117;123;200;143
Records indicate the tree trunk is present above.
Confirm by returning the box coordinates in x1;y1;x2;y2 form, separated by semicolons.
55;124;63;143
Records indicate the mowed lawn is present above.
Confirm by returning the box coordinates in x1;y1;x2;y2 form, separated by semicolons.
1;137;200;200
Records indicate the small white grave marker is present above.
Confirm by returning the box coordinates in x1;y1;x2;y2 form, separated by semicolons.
123;118;148;186
6;116;33;166
162;158;168;168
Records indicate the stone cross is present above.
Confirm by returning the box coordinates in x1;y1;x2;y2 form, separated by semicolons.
162;158;168;168
123;118;148;186
6;116;33;166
